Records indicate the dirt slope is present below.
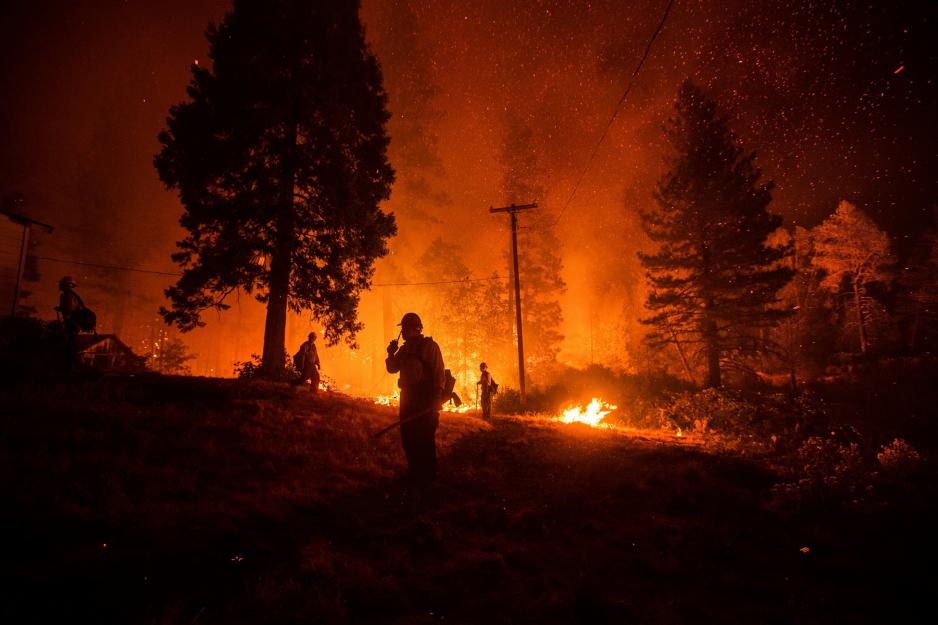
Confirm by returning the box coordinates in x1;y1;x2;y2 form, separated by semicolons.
1;376;934;624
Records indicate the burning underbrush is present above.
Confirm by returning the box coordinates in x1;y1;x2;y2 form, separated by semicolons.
373;388;474;413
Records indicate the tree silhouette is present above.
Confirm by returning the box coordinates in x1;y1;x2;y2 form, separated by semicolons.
639;80;792;388
417;238;485;394
770;226;837;385
813;201;895;355
500;114;565;380
155;0;395;374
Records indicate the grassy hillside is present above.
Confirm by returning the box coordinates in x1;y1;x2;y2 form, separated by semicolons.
2;375;935;624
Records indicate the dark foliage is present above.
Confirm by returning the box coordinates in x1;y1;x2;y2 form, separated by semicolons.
639;80;793;387
234;351;298;382
155;0;396;373
0;316;80;383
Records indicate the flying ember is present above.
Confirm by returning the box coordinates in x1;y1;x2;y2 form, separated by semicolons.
557;398;618;428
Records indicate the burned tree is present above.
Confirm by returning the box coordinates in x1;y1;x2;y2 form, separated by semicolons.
639;80;792;388
155;0;395;374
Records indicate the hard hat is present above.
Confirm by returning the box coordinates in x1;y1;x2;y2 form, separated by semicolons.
397;312;423;329
480;362;488;369
308;331;317;339
59;276;76;289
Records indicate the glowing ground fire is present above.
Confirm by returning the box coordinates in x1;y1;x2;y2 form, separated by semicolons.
374;390;400;406
373;390;474;413
556;398;618;428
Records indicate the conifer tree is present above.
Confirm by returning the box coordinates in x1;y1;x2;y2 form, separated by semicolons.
770;226;837;384
155;0;395;374
639;80;792;387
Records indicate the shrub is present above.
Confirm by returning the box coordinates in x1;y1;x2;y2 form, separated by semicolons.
493;387;522;414
876;438;922;475
771;435;872;509
796;435;864;489
660;388;757;434
234;352;298;382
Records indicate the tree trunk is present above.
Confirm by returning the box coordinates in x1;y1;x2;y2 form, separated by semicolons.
853;276;868;355
700;247;720;388
666;320;696;386
704;320;721;388
261;250;291;375
261;121;298;376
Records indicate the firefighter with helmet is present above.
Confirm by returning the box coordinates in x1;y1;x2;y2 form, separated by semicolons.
477;362;497;420
54;276;87;367
385;312;445;485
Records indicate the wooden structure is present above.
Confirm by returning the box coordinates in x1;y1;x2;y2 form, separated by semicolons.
75;334;146;372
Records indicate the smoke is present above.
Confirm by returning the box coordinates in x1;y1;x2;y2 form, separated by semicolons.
1;0;934;389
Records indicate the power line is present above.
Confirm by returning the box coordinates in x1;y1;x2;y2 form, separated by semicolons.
38;255;182;277
373;275;508;287
548;0;675;229
37;254;508;287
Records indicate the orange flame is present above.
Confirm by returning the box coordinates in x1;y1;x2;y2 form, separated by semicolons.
442;400;473;414
374;389;400;406
557;397;617;427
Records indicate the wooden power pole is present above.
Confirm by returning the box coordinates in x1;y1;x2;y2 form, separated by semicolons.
489;201;536;408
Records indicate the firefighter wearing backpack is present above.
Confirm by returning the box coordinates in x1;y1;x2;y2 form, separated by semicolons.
293;332;321;394
477;362;497;421
55;276;92;369
385;312;445;486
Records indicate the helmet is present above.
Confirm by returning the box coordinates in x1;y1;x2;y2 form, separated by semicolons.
480;362;488;370
398;312;423;330
308;331;317;340
59;276;76;289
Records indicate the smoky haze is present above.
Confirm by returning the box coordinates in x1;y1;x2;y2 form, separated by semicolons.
1;1;935;398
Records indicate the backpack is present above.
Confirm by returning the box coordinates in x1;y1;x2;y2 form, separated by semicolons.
292;345;305;371
442;368;460;406
490;378;498;394
73;307;97;333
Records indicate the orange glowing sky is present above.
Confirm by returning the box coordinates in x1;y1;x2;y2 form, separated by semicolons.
1;0;935;391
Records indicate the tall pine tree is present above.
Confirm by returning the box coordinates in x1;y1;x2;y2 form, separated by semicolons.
639;80;792;387
155;0;395;374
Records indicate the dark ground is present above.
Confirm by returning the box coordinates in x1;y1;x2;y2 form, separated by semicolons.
2;375;936;624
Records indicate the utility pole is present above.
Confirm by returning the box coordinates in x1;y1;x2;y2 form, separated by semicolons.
11;224;29;317
489;201;536;408
1;202;53;317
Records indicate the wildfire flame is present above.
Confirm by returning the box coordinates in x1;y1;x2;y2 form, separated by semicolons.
374;389;474;413
374;389;400;406
557;398;617;428
441;400;473;414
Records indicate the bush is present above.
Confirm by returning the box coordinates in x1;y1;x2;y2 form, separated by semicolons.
0;316;75;383
493;387;522;414
656;388;822;441
234;351;298;382
796;435;865;489
660;388;758;434
771;435;871;508
876;438;922;475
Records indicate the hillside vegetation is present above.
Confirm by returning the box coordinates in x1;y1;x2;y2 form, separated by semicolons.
2;375;935;624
